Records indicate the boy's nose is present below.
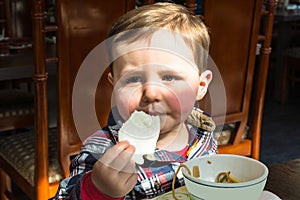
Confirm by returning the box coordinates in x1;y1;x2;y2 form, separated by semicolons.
141;82;162;103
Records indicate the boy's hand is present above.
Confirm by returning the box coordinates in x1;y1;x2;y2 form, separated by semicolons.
91;141;138;198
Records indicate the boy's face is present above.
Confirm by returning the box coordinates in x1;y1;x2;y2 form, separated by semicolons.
108;34;211;134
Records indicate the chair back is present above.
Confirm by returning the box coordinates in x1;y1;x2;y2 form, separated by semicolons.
118;0;276;159
56;0;136;177
199;0;276;159
89;0;276;159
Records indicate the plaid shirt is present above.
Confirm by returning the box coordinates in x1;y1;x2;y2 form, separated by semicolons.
53;108;218;199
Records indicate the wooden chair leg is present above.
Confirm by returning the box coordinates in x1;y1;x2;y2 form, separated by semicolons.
0;170;11;200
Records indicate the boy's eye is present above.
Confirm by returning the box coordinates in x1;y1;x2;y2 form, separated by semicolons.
162;74;178;81
126;76;142;84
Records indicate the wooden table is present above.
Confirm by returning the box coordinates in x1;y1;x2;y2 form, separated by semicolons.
265;158;300;199
0;46;56;81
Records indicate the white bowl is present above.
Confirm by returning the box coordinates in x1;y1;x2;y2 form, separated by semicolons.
182;154;268;200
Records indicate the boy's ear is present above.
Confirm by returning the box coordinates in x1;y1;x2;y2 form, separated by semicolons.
196;70;213;100
108;71;114;85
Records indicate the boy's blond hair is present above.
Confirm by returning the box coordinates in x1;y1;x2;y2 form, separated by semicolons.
107;2;210;72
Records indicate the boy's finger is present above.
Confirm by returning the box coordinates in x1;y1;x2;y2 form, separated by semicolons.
100;141;135;170
100;141;130;164
119;154;137;174
109;145;136;172
125;172;138;188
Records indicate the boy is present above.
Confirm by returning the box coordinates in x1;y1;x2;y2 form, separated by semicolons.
54;2;217;199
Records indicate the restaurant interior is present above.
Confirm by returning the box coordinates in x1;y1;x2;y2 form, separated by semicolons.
0;0;300;199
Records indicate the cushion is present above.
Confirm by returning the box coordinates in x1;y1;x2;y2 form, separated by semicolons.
214;123;248;145
0;128;64;186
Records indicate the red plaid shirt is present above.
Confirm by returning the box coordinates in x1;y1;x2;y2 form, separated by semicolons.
53;108;217;200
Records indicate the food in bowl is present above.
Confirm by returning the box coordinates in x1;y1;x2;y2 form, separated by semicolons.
181;154;268;200
215;171;240;183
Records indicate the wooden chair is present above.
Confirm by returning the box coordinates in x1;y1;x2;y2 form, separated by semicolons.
144;0;276;160
5;0;32;49
123;0;276;160
0;0;34;132
199;0;276;160
0;0;135;199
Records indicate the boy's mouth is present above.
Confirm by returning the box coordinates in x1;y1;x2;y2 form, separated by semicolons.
138;110;163;116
